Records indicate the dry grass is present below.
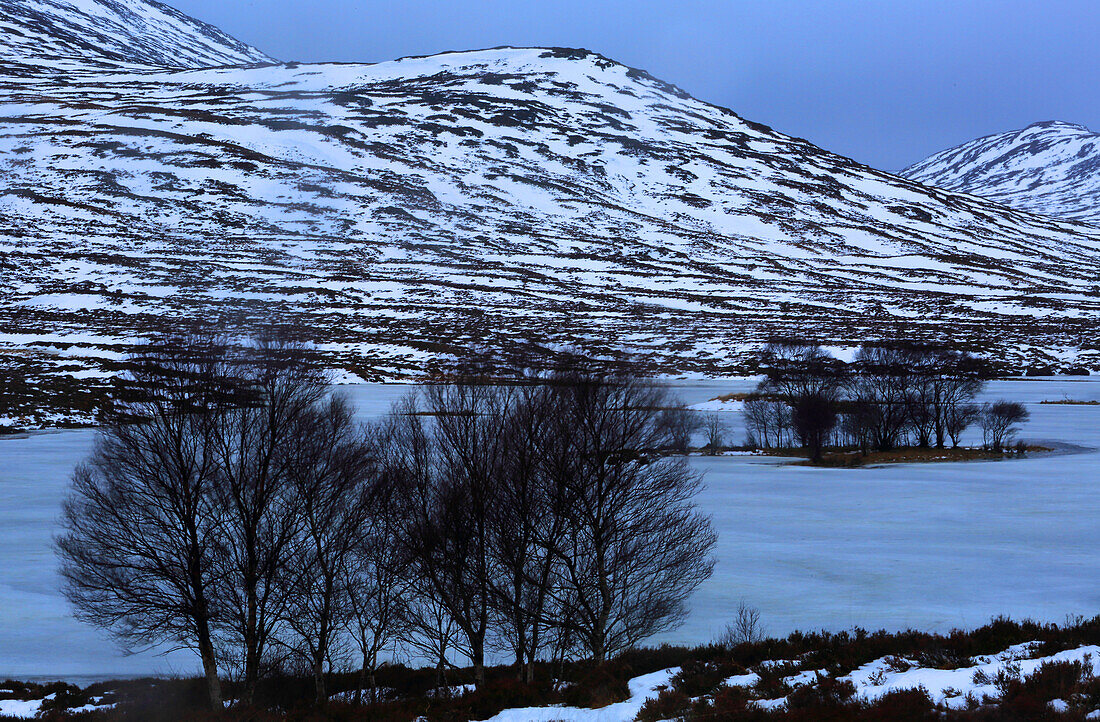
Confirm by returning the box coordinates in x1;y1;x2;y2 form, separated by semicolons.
711;392;754;402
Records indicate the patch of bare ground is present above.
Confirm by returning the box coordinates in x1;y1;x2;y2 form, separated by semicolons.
763;445;1052;467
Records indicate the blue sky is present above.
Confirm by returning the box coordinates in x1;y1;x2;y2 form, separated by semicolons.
171;0;1100;170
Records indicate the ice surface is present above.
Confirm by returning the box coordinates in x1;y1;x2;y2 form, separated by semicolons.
2;379;1099;680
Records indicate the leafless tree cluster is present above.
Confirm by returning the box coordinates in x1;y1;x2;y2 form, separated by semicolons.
744;341;1003;460
56;340;717;711
383;370;718;686
56;338;373;709
979;400;1030;451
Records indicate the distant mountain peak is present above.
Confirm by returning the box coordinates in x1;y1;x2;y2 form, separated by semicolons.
1023;120;1091;132
902;121;1100;224
0;0;274;70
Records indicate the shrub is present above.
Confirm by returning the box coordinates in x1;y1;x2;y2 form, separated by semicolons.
709;683;755;715
672;659;750;698
561;665;631;708
751;661;799;700
449;678;552;720
785;675;855;710
864;688;937;721
636;688;691;722
1000;658;1093;708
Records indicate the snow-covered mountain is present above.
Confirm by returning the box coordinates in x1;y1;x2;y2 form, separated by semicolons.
902;121;1100;225
3;0;1100;425
0;0;273;70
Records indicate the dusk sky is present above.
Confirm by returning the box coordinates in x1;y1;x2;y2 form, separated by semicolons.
170;0;1100;171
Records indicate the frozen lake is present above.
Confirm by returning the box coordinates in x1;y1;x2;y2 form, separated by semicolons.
2;378;1099;680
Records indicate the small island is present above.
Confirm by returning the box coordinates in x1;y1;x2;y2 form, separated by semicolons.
697;342;1033;465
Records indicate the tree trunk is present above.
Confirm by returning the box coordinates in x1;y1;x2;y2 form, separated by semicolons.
313;655;327;706
354;658;366;705
242;589;260;705
592;639;606;664
591;609;609;664
197;625;223;711
243;644;259;705
513;619;525;681
471;643;486;687
525;622;540;684
313;619;330;706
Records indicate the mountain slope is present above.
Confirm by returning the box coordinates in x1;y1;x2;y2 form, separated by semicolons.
902;121;1100;225
2;5;1100;426
0;0;273;70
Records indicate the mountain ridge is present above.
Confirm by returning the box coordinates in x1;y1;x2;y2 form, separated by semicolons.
0;0;274;70
2;3;1100;427
902;120;1100;225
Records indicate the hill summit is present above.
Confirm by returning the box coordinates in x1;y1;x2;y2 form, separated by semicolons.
903;121;1100;226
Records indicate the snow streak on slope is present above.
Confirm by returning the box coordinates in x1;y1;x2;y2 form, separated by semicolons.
3;43;1100;424
902;121;1100;226
0;0;273;70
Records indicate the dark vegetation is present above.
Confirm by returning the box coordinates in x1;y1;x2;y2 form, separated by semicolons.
743;341;1031;463
53;336;717;715
636;616;1100;721
6;615;1100;720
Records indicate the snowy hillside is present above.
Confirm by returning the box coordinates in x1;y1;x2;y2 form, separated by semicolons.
0;0;273;70
902;121;1100;225
3;2;1100;424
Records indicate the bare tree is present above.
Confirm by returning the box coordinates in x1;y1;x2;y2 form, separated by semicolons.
760;342;844;459
657;402;702;454
760;341;841;400
980;400;1030;451
790;391;837;462
345;429;411;704
702;410;726;455
371;397;465;689
840;399;875;455
208;339;329;705
545;370;717;662
744;395;793;449
850;346;914;451
281;395;376;705
389;384;513;687
945;402;982;447
925;350;989;448
400;588;461;689
904;367;938;448
488;382;564;682
56;337;232;711
718;600;765;646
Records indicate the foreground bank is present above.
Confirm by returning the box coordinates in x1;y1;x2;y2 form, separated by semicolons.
4;616;1100;720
